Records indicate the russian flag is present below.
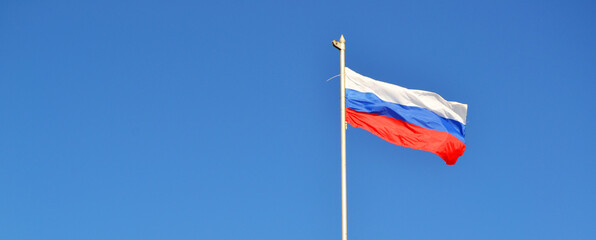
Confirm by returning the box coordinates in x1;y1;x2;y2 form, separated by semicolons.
345;67;468;165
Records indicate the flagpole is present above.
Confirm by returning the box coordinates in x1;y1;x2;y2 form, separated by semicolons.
332;34;347;240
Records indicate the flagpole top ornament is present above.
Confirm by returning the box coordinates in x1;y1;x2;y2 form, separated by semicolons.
332;34;345;50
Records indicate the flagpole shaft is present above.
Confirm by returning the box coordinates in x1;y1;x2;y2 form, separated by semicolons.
337;35;348;240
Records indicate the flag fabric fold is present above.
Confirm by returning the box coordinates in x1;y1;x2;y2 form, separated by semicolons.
345;67;468;165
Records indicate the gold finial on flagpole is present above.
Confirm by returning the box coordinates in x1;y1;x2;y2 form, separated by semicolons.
333;35;345;50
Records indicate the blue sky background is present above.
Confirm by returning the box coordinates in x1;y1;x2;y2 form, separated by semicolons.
1;0;595;239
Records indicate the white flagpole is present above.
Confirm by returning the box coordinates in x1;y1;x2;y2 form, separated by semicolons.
332;34;347;240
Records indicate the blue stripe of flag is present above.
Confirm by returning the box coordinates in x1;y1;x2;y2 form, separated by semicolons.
346;89;466;143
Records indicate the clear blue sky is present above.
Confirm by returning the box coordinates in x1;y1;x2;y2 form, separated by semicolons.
1;0;595;239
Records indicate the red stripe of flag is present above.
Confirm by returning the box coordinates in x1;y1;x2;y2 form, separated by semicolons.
346;108;466;165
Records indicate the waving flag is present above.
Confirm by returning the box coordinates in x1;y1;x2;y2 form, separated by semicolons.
345;67;468;165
